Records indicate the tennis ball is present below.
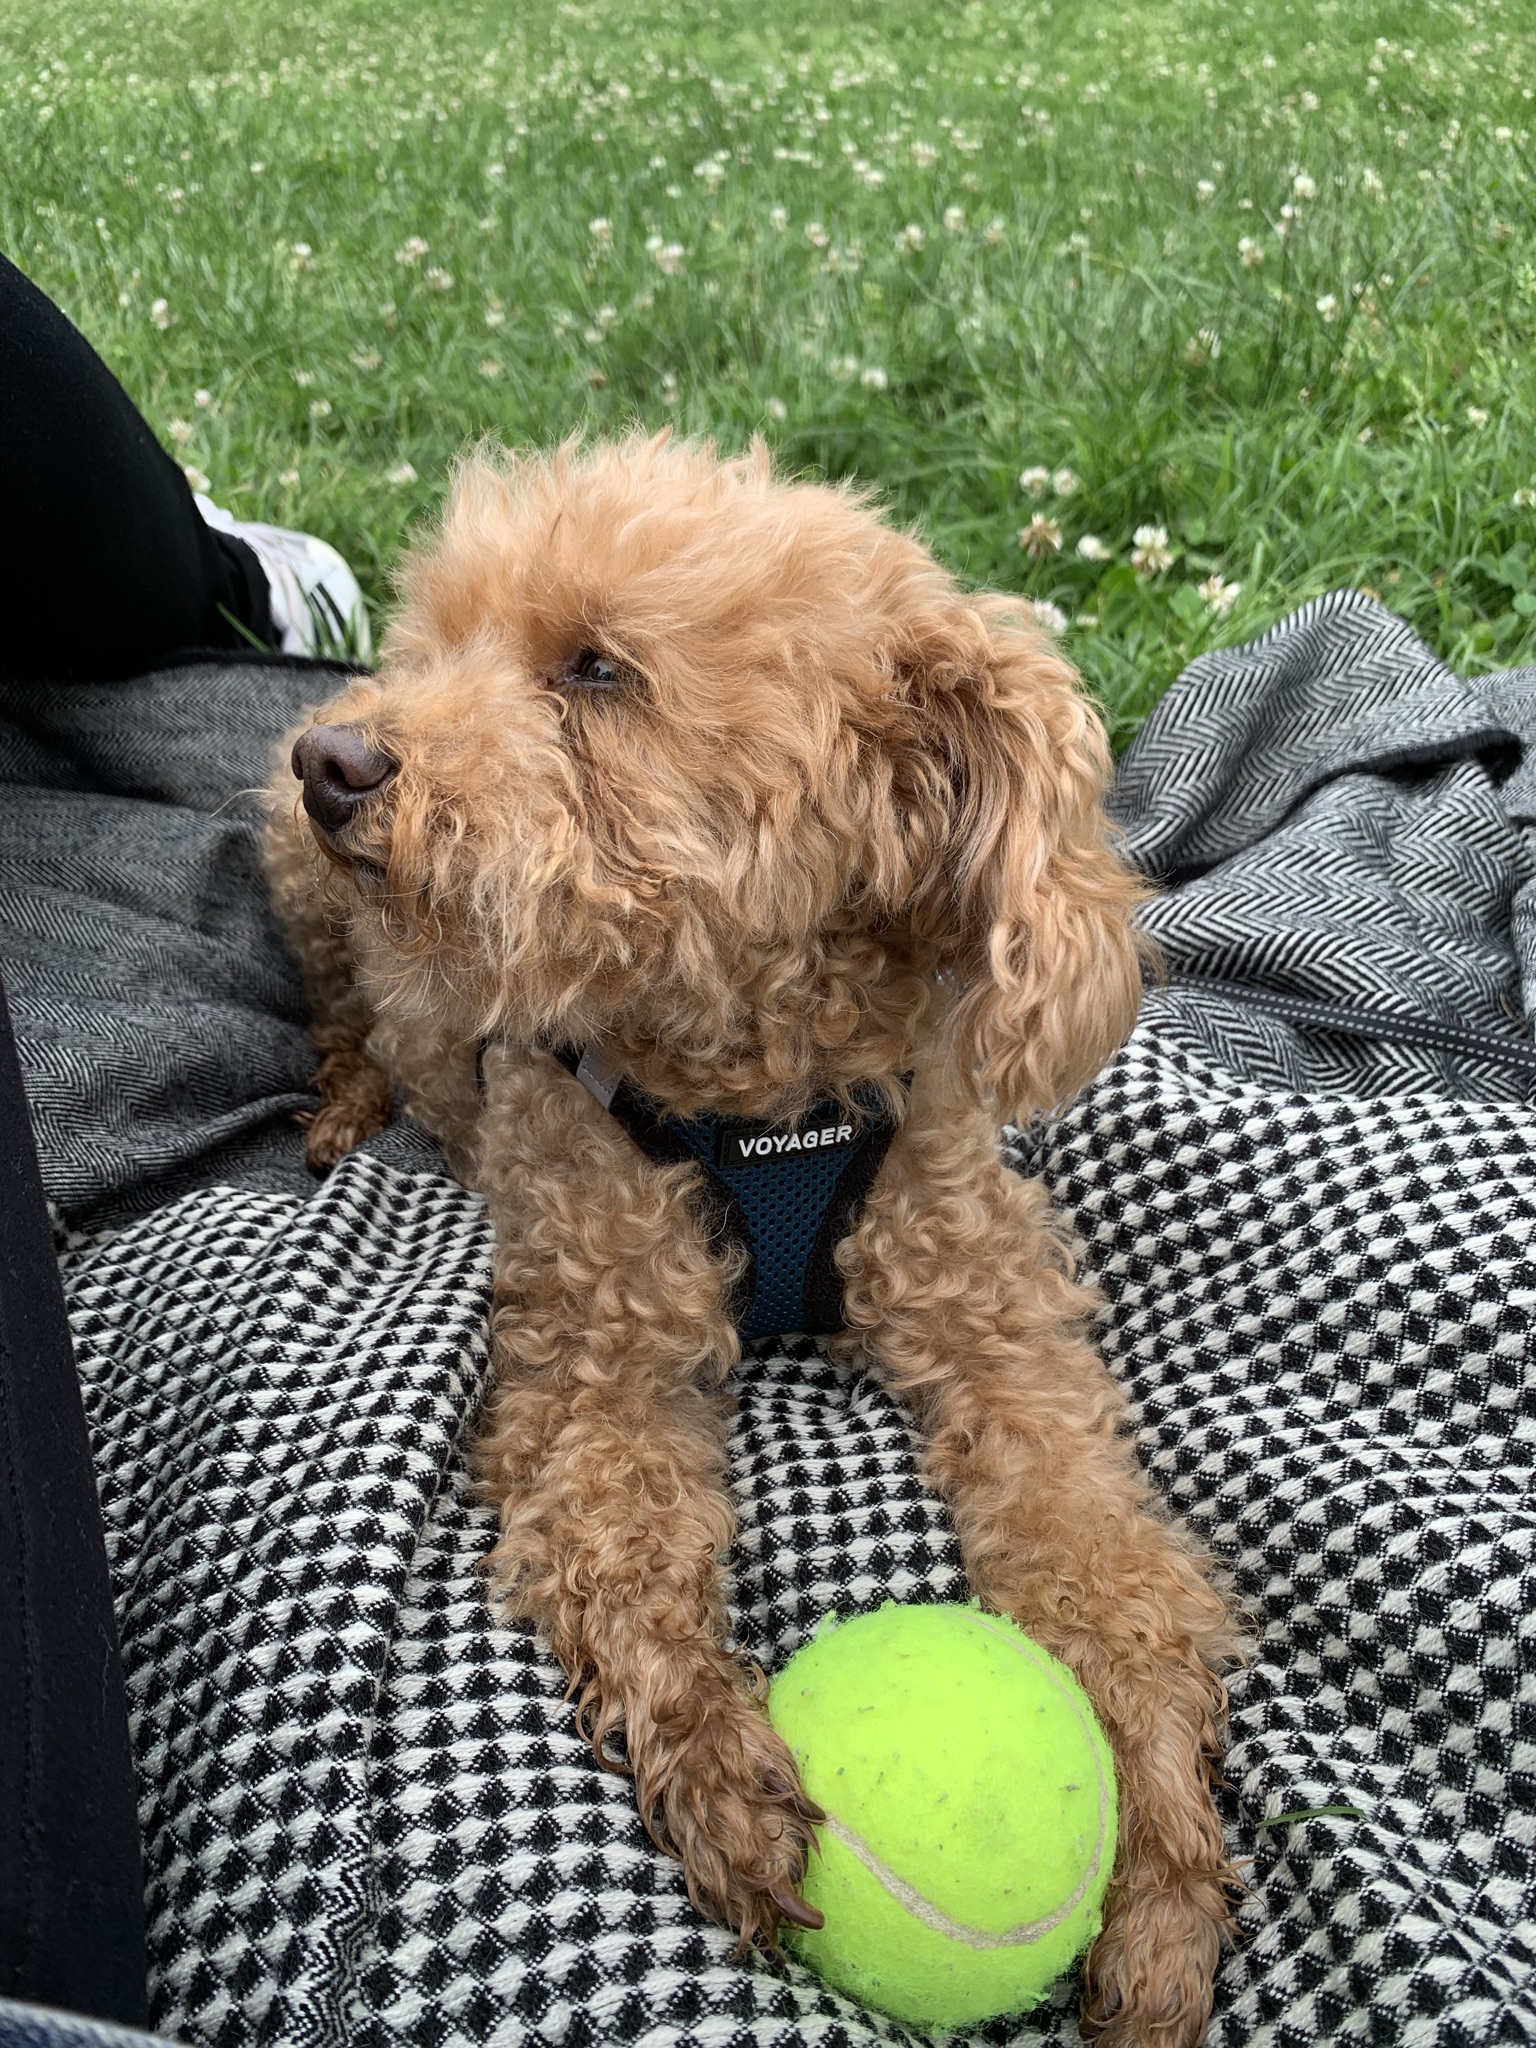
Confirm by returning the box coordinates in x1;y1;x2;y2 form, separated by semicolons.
767;1601;1117;2030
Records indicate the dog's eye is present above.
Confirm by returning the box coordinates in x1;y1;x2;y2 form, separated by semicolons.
561;647;627;693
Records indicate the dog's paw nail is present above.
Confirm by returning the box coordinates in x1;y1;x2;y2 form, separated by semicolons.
766;1881;824;1931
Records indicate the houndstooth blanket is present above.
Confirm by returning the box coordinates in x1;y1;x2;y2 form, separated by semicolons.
14;591;1536;2046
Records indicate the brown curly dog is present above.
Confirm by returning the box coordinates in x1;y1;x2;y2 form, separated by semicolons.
266;432;1241;2047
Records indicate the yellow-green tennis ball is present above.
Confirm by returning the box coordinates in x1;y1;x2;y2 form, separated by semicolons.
767;1602;1117;2031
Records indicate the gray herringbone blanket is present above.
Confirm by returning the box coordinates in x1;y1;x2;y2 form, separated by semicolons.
7;591;1536;2047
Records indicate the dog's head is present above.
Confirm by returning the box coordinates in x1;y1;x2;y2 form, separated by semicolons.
292;432;1145;1121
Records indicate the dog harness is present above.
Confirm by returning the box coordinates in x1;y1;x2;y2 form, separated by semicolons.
481;1042;903;1340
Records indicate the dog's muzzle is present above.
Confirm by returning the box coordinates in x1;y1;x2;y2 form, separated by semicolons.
292;723;398;834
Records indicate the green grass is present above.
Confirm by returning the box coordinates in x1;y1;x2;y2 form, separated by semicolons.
4;0;1535;736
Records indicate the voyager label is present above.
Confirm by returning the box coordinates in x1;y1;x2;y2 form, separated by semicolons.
715;1117;858;1169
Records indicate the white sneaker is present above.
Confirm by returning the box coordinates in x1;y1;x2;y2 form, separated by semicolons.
194;493;373;663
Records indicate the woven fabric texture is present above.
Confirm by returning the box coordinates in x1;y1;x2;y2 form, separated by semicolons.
22;591;1536;2044
0;659;329;1227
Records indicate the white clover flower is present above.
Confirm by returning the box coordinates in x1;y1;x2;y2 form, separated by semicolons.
484;300;506;328
387;461;418;486
289;240;314;270
765;396;788;422
983;218;1006;247
911;140;938;168
169;418;194;446
805;221;830;248
1239;236;1265;267
589;216;613;247
1019;465;1051;498
1185;327;1222;365
649;155;667;170
150;297;172;330
1027;598;1069;634
1317;293;1340;322
894;223;925;254
1018;515;1064;557
1514;487;1536;508
194;388;214;409
1199;573;1241;615
1292;171;1317;200
351;347;381;371
769;205;788;232
1196;179;1216;202
860;365;888;391
1052;467;1081;497
394;236;429;265
651;241;685;275
479;358;503;378
1357;426;1374;443
485;160;505;180
1467;406;1490;427
182;464;210;492
1132;524;1174;574
661;373;680;404
309;398;332;419
830;354;859;380
293;370;315;388
1497;126;1514;143
278;468;300;488
1076;534;1112;561
425;266;454;292
1362;167;1385;200
943;205;967;235
694;158;726;188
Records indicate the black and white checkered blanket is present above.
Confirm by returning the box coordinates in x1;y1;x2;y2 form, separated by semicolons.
14;592;1536;2046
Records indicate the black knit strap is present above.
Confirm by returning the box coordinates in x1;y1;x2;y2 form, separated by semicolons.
1169;978;1536;1073
0;977;148;2025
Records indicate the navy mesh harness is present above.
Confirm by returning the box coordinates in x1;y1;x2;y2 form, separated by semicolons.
483;1044;903;1341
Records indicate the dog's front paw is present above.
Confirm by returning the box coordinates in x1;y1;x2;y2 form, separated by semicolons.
301;1052;394;1170
638;1682;825;1951
1080;1859;1233;2048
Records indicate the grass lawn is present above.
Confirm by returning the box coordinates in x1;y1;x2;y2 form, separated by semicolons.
3;0;1534;736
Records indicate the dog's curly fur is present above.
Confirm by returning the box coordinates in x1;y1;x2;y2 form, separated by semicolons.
266;431;1242;2047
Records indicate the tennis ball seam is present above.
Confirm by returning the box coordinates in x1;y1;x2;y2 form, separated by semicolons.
812;1613;1113;1950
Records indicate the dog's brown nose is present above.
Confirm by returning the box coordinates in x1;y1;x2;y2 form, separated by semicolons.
291;724;397;832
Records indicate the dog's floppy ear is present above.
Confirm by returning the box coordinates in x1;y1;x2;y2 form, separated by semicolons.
895;593;1148;1122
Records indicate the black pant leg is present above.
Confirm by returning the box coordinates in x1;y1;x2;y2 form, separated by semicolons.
0;251;273;681
0;976;148;2027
